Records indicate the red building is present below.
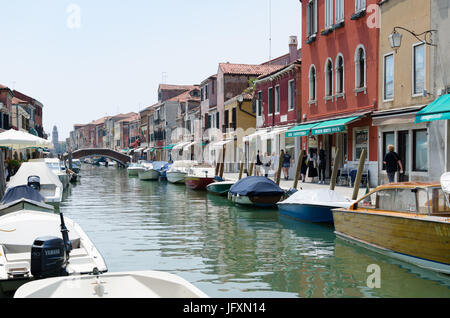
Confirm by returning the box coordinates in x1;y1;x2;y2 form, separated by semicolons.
292;0;379;185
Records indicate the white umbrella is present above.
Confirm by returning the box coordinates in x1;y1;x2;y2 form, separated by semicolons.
0;129;53;150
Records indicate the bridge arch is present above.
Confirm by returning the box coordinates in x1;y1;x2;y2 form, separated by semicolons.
64;148;131;167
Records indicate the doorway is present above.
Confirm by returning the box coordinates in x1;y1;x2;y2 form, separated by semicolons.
397;131;409;181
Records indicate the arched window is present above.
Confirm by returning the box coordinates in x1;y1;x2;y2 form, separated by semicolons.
355;46;366;89
309;65;316;102
325;59;333;97
336;55;344;94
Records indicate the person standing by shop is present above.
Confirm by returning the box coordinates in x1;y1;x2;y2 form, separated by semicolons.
307;149;318;183
282;150;292;180
318;149;326;184
300;152;308;183
383;145;403;183
255;150;263;176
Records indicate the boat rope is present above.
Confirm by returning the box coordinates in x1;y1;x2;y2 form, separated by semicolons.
0;228;16;233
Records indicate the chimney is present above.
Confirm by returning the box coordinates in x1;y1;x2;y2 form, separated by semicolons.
289;36;298;63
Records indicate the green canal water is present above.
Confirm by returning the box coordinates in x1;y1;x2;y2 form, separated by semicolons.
59;164;450;298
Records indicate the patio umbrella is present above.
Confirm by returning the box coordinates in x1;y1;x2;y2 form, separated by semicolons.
0;129;53;150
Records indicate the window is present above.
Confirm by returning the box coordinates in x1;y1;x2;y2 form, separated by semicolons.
354;128;368;160
413;43;426;95
275;85;280;113
356;0;366;12
413;129;428;172
384;53;394;100
336;55;344;94
268;87;274;114
205;84;209;100
335;0;344;22
216;112;220;129
200;87;204;102
355;46;366;89
325;0;333;28
288;80;295;110
325;59;333;97
307;0;318;36
309;65;317;102
257;91;262;117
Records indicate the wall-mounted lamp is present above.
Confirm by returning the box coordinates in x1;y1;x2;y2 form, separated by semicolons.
389;27;437;53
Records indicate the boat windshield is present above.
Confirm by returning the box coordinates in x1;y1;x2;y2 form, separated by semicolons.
46;163;61;171
357;187;450;216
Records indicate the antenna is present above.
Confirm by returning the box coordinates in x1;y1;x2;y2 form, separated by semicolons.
162;72;168;84
269;0;272;61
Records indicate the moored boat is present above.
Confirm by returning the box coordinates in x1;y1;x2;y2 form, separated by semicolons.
0;185;55;216
228;176;285;208
206;181;235;196
332;180;450;274
7;162;63;206
30;159;70;189
184;166;215;191
14;270;208;298
166;161;198;184
71;159;82;174
277;189;354;223
127;163;146;176
0;209;108;294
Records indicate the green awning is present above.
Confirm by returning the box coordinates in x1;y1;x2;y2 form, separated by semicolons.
285;123;320;138
311;116;361;135
29;128;38;136
415;94;450;124
163;144;176;150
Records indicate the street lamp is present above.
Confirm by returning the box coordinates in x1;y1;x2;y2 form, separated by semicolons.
389;26;437;53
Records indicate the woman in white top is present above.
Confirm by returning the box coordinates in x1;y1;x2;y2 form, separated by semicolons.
263;152;272;178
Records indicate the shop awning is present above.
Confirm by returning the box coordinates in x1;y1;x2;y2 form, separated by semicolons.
415;94;450;124
172;141;191;150
243;130;268;142
211;139;233;149
163;144;176;150
286;123;320;138
311;116;361;135
183;141;197;151
263;127;290;140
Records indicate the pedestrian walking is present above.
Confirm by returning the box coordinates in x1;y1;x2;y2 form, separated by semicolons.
307;149;318;183
300;152;308;182
383;145;403;183
282;150;292;180
255;150;263;176
263;152;271;178
318;149;326;184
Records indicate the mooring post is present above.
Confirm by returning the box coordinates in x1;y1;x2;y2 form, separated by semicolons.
248;154;256;177
219;146;226;179
352;149;367;200
68;152;73;170
330;149;341;191
293;149;305;189
0;150;6;198
215;148;222;177
238;162;244;180
276;150;285;186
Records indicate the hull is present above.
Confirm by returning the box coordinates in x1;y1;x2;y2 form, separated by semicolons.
128;168;144;176
166;172;187;184
332;209;450;274
206;182;234;196
185;177;215;191
138;170;160;181
278;204;334;223
229;193;282;208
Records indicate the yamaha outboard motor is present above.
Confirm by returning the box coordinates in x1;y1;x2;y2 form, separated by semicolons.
30;213;73;279
27;176;41;191
31;236;68;278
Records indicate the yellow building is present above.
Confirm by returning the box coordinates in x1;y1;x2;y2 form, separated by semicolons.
373;0;444;183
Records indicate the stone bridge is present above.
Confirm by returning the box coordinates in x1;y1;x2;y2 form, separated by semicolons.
64;148;131;167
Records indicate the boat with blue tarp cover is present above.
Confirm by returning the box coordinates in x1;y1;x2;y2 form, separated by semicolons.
228;176;285;207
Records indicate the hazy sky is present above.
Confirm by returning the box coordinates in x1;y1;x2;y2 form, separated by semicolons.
0;0;301;140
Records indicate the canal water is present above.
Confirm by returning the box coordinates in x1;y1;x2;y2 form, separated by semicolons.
60;164;450;298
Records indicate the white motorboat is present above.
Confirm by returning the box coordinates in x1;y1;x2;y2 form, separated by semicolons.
14;270;208;298
30;159;70;189
71;159;81;174
138;166;160;181
166;160;198;184
0;185;55;216
0;209;107;294
7;162;63;205
127;162;148;176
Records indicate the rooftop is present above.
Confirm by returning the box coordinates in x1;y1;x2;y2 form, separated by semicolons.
219;63;286;76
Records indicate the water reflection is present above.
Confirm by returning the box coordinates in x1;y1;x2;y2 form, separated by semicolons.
58;165;450;298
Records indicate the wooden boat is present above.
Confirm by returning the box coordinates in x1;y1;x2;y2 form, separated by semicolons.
7;162;63;206
332;181;450;274
166;161;198;184
14;270;208;298
184;166;215;191
0;210;108;294
277;189;354;223
206;181;235;196
228;176;285;208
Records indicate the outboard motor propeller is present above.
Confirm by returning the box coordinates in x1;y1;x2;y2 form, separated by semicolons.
27;176;41;191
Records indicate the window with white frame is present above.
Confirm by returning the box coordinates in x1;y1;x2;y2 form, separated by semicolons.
336;55;344;94
384;53;394;100
325;0;333;28
325;59;333;97
268;87;274;115
309;65;317;102
413;43;426;96
356;0;366;12
335;0;344;22
257;91;262;117
306;0;318;36
355;46;366;89
288;80;295;110
413;129;428;172
275;85;280;113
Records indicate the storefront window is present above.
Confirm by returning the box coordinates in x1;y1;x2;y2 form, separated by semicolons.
354;129;368;160
413;129;428;172
285;137;295;158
